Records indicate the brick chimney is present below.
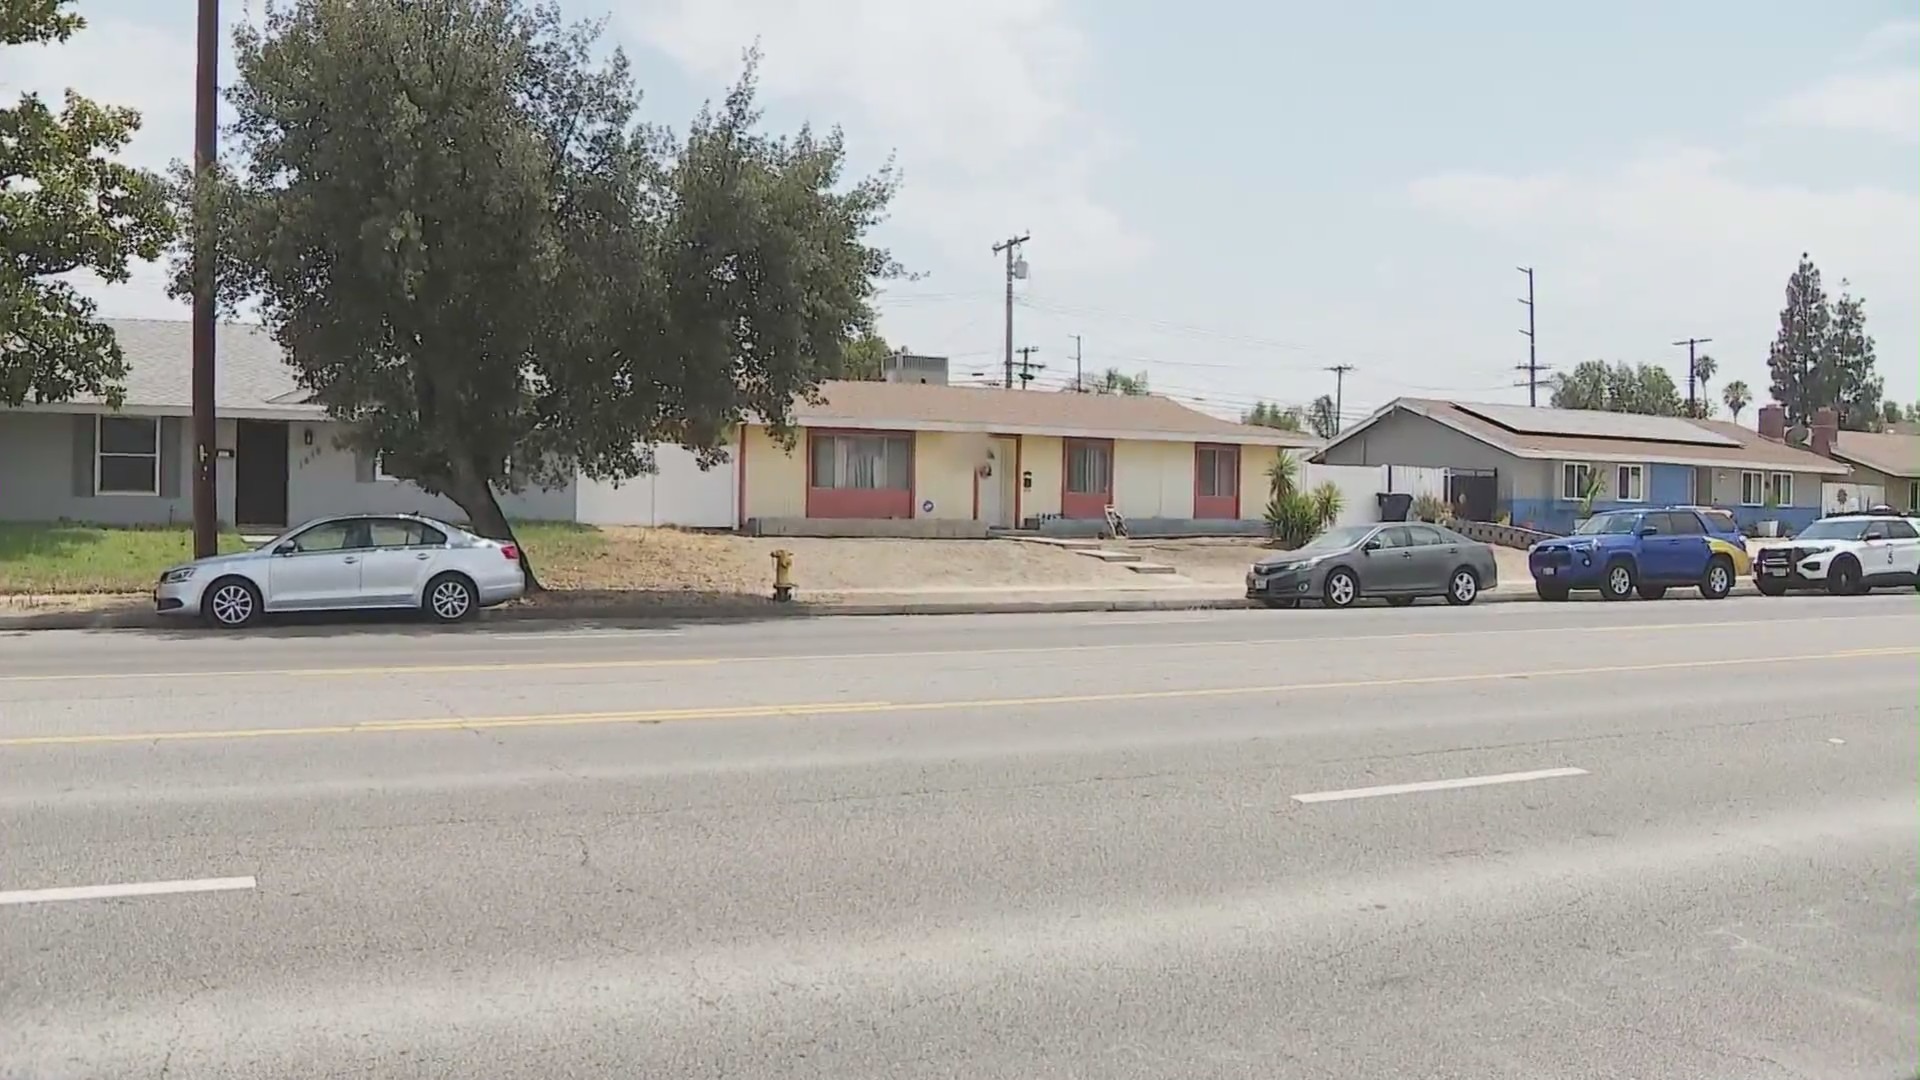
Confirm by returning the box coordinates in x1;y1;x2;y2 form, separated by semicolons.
1756;404;1786;442
1811;406;1838;459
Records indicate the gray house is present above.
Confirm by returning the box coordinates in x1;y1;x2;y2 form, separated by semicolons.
1312;398;1849;535
0;320;574;529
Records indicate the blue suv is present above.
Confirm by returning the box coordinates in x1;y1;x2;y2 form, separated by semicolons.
1528;507;1750;601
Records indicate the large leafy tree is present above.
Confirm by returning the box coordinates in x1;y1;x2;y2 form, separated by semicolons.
1307;393;1338;439
832;331;894;380
1095;368;1149;396
1825;283;1882;430
178;0;898;574
1548;359;1682;415
0;0;175;407
1243;400;1304;432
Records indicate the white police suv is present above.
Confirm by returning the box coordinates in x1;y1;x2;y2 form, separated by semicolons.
1753;509;1920;596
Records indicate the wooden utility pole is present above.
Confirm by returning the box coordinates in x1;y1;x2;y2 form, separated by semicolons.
1674;336;1713;415
191;0;220;557
992;234;1029;390
1015;346;1044;388
1514;266;1549;406
1325;364;1354;434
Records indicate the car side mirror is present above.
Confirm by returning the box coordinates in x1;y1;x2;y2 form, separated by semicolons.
1362;539;1382;553
1638;525;1660;537
274;541;297;555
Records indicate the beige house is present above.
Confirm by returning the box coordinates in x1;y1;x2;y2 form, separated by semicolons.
1827;430;1920;511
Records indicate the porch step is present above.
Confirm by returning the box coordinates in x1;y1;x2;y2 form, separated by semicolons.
1078;549;1142;563
1005;535;1105;550
1126;561;1179;574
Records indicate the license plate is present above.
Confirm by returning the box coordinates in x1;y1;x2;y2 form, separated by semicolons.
1540;567;1555;576
1765;567;1787;576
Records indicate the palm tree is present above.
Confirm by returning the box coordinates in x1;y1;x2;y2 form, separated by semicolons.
1721;379;1752;423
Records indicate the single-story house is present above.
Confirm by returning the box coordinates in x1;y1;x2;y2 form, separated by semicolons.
1311;397;1849;534
1822;430;1919;512
736;378;1324;536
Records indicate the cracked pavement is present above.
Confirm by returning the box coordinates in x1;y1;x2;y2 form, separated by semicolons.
2;597;1916;1078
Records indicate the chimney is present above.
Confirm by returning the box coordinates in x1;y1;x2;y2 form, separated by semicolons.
1756;404;1786;442
1811;406;1838;459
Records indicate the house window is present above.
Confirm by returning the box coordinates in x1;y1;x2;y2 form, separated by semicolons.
810;434;910;490
1196;446;1238;497
1740;471;1764;506
1066;440;1112;495
95;415;161;495
1768;472;1793;507
1907;479;1919;512
1559;462;1591;501
1613;464;1644;502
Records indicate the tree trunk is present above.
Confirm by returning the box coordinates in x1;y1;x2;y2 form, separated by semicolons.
447;472;544;593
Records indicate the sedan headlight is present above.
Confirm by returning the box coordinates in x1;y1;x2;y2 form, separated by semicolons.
160;567;196;584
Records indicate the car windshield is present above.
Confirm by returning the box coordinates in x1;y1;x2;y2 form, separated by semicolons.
1796;519;1871;541
1574;511;1639;535
1293;525;1377;552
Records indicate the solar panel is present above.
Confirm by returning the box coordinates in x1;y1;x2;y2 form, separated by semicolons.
1455;402;1742;448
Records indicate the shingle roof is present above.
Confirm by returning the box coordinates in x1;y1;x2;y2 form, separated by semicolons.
788;380;1322;446
60;319;316;413
1830;430;1920;478
1322;397;1851;475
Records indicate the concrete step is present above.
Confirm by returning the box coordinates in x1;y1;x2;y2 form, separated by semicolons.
1005;535;1105;550
1126;562;1179;574
1079;549;1143;563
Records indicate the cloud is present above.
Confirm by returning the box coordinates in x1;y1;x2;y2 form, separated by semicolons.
1405;148;1918;392
1760;20;1919;141
622;0;1146;275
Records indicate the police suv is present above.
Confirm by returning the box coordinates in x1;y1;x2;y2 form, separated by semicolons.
1753;509;1920;596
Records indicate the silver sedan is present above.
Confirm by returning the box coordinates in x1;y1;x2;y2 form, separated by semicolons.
153;513;527;628
1245;521;1500;609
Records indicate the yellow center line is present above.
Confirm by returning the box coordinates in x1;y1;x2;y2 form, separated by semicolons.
1;613;1909;685
4;646;1910;749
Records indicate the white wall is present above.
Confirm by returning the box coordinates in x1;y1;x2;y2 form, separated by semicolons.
285;420;576;525
1824;481;1886;514
575;444;737;528
1299;463;1447;526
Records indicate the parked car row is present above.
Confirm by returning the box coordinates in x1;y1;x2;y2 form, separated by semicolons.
155;513;528;628
1245;505;1920;611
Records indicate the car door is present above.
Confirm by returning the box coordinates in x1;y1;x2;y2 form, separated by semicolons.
357;518;449;606
264;519;367;609
1361;525;1417;593
1656;510;1711;584
1857;520;1901;582
1403;524;1455;593
1882;518;1920;581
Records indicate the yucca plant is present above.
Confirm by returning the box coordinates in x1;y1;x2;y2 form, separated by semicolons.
1265;489;1323;548
1412;492;1450;523
1266;452;1299;501
1308;481;1343;528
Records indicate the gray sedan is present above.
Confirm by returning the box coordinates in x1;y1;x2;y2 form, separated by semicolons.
1245;522;1500;609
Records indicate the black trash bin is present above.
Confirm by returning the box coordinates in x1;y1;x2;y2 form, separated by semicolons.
1376;491;1413;522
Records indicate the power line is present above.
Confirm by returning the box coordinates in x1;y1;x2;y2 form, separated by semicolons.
1014;345;1044;389
1325;364;1354;434
1514;266;1549;406
991;233;1030;390
1674;336;1713;415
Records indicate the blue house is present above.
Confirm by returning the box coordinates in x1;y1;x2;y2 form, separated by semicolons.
1311;398;1850;535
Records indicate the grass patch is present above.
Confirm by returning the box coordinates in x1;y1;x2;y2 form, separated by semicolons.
0;523;251;594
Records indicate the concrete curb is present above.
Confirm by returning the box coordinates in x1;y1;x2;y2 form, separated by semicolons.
0;581;1767;632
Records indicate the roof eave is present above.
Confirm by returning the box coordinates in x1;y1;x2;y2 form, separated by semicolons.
779;414;1319;447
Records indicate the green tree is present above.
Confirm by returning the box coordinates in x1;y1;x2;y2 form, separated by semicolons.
1242;400;1304;432
1766;253;1833;427
1686;352;1717;417
0;0;175;407
833;331;893;381
1826;283;1882;430
1096;368;1148;395
1720;379;1752;423
1307;394;1338;439
1548;360;1681;415
177;0;898;573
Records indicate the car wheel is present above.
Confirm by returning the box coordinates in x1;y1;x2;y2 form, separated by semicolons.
1825;557;1862;597
1259;598;1299;610
1322;568;1359;609
1757;578;1788;597
424;572;479;623
1636;585;1668;601
1386;595;1416;608
1698;556;1733;600
1600;560;1636;601
202;576;261;629
1445;567;1480;606
1535;581;1570;602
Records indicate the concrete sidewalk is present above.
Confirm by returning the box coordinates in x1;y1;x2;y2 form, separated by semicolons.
0;579;1767;631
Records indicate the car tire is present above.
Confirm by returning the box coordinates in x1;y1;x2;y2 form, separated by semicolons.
1757;578;1789;597
1600;559;1637;601
1445;566;1480;606
1698;556;1733;600
1259;598;1299;610
201;576;262;629
1825;557;1862;597
423;572;479;624
1535;581;1570;602
1386;595;1416;608
1636;584;1668;600
1322;567;1360;609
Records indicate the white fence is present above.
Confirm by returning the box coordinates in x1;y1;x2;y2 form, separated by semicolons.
1823;482;1886;514
574;445;737;528
1301;463;1447;527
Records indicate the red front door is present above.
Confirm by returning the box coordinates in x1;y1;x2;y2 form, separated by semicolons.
1193;444;1240;519
1061;438;1113;519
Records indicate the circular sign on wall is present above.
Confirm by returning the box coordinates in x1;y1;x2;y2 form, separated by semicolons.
921;499;935;513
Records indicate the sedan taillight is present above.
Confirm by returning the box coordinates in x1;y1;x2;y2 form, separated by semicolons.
500;543;520;561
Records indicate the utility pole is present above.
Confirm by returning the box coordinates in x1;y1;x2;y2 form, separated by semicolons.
1514;266;1547;406
992;233;1030;390
1014;346;1044;389
190;0;220;557
1674;336;1713;415
1325;364;1354;434
1071;334;1083;391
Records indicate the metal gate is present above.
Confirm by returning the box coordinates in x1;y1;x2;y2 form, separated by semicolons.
1447;469;1498;523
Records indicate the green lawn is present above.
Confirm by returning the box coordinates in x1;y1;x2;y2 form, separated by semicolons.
0;519;606;595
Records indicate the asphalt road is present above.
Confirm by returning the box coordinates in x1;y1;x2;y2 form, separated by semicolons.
3;595;1916;1079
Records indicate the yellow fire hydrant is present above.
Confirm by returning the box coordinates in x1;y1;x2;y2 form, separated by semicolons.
770;548;795;602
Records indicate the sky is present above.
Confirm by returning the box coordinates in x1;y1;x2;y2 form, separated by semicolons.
9;0;1917;427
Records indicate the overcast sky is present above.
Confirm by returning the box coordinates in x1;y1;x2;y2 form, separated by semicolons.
12;0;1917;424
